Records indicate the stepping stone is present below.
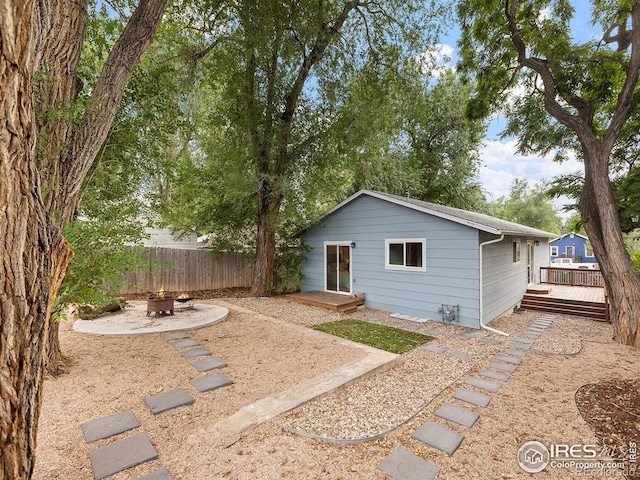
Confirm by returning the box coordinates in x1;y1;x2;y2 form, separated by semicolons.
386;321;400;326
467;377;501;393
452;387;492;407
138;468;173;480
513;337;535;344
423;345;445;354
509;342;531;351
163;332;189;341
503;348;526;358
466;331;488;338
191;356;228;372
520;332;541;338
424;329;443;336
404;324;420;331
435;402;480;428
494;355;522;365
452;333;471;340
479;369;510;382
190;372;233;392
144;388;194;414
479;337;502;345
81;410;140;443
180;347;212;360
412;421;465;456
170;339;199;349
450;351;474;361
89;432;158;480
366;317;381;322
489;361;517;373
378;446;440;480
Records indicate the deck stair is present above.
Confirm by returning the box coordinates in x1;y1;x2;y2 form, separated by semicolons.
286;291;365;313
520;293;608;321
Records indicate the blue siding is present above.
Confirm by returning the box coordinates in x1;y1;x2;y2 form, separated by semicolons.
301;194;552;328
302;195;482;328
550;234;597;263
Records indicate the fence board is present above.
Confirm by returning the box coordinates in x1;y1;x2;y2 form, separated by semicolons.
122;248;253;294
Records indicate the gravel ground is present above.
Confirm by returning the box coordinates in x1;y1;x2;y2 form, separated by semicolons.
33;295;627;480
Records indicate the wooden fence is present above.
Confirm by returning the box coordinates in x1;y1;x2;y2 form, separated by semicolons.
540;267;605;287
121;248;254;294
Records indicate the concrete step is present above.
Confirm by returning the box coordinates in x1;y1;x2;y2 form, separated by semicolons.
435;402;480;428
378;447;440;480
411;421;465;456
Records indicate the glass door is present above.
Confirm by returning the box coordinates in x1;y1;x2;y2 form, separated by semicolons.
325;243;351;293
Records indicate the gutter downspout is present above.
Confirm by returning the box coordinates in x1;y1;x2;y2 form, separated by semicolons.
479;234;510;336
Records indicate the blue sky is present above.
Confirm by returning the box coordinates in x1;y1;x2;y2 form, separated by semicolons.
434;5;599;218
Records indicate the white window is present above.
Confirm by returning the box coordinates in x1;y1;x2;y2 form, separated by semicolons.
385;238;426;271
550;246;558;256
512;240;521;263
585;244;594;257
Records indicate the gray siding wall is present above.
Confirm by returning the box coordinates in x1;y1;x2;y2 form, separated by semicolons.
302;195;482;328
480;234;527;324
481;234;552;325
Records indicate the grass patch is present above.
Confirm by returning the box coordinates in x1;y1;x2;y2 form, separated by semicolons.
312;319;433;354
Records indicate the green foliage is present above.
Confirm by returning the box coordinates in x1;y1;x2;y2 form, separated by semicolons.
489;178;562;233
313;319;433;354
56;204;148;320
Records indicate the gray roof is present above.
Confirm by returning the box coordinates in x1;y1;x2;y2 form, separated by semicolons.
323;190;557;238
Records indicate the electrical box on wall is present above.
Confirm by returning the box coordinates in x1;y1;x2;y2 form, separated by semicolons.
438;304;459;322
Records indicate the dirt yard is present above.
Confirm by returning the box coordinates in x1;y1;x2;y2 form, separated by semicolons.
33;294;639;479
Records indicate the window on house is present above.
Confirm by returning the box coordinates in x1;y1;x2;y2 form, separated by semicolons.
550;246;558;256
513;240;521;263
385;239;426;271
585;244;594;257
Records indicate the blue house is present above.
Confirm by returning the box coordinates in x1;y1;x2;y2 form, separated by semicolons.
300;190;556;329
549;233;597;264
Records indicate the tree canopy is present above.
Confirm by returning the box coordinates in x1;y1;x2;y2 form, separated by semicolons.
458;0;640;346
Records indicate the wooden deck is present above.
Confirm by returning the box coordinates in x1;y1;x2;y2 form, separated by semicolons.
286;291;365;314
521;284;609;321
528;284;606;303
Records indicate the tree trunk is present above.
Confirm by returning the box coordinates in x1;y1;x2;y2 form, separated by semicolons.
33;0;169;376
581;145;640;347
251;186;282;296
0;2;54;476
45;240;74;376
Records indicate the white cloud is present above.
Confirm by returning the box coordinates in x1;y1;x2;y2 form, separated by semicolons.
416;43;455;77
478;140;583;217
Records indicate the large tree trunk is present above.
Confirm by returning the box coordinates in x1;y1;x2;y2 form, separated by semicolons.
1;0;168;476
581;146;640;347
251;187;281;296
0;1;55;476
33;0;169;376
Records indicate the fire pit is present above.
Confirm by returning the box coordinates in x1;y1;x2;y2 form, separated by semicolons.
147;289;174;316
175;292;194;310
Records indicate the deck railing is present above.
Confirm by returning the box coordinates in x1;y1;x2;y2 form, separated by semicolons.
540;267;605;287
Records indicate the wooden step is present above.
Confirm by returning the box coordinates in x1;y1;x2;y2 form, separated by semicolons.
520;294;608;321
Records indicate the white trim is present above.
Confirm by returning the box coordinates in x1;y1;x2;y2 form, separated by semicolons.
550;245;558;256
384;238;427;272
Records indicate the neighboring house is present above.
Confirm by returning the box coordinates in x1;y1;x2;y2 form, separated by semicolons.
300;190;556;329
143;224;198;250
549;233;597;264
